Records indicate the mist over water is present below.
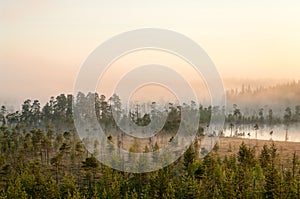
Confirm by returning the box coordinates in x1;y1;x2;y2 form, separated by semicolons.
224;124;300;142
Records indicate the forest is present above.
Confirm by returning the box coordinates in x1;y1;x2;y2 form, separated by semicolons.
227;80;300;112
0;93;300;198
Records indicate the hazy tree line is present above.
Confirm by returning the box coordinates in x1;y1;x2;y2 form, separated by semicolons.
0;93;300;198
227;80;300;112
227;80;300;98
0;93;299;132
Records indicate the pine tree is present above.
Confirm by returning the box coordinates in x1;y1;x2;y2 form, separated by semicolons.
237;142;256;168
183;146;196;174
260;144;271;169
264;143;281;198
6;176;28;199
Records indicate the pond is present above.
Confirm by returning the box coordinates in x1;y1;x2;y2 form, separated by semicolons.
222;123;300;142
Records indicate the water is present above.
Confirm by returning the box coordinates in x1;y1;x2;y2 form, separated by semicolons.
223;123;300;142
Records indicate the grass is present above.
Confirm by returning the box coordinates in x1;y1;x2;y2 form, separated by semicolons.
218;137;300;167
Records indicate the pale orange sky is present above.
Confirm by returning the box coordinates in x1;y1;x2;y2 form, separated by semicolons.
1;1;300;106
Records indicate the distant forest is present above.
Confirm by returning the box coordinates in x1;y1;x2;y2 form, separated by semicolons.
227;80;300;112
0;93;300;198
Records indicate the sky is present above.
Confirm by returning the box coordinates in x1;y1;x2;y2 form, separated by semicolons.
1;0;300;107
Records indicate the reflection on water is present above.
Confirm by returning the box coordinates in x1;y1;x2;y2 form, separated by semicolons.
223;124;300;142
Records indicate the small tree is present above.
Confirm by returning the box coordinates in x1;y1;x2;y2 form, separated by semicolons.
82;156;99;189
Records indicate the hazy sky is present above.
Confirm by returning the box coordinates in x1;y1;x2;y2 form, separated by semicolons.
1;0;300;106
